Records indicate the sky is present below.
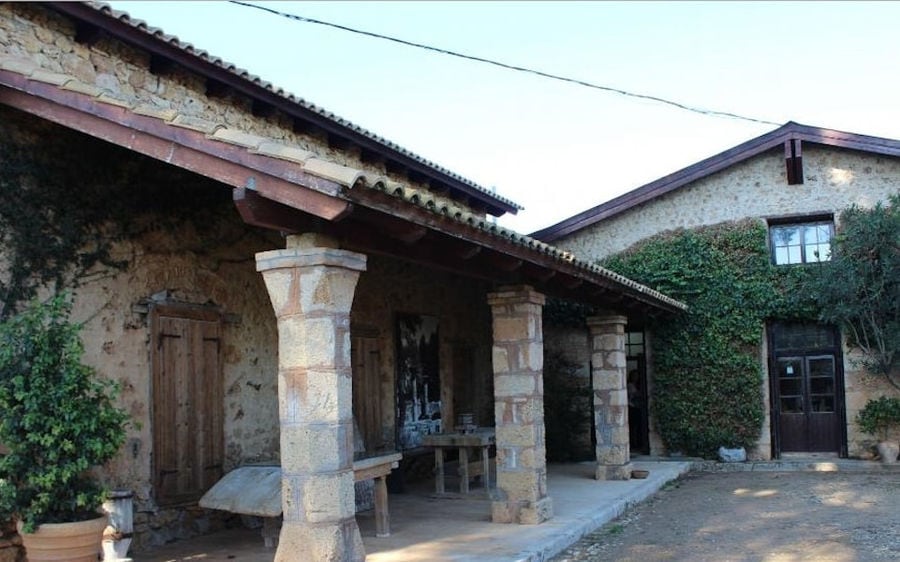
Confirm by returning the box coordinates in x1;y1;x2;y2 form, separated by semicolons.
106;1;900;234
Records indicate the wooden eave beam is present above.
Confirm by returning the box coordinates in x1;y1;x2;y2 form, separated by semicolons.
233;188;327;233
0;72;351;222
482;252;523;272
350;209;428;245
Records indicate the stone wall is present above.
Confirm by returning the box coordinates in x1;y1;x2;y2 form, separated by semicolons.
560;146;900;259
553;144;900;459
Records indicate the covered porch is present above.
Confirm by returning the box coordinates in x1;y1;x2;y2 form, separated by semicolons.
144;459;691;562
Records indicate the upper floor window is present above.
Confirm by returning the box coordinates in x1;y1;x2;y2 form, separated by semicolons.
769;220;833;265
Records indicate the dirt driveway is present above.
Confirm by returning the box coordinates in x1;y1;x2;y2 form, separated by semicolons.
551;470;900;562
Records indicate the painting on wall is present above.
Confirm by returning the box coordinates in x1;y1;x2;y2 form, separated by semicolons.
395;313;441;449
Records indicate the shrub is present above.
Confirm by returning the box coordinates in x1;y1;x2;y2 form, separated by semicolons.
0;294;129;532
856;396;900;442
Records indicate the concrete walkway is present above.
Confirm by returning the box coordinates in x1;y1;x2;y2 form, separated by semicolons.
141;456;900;561
142;459;691;562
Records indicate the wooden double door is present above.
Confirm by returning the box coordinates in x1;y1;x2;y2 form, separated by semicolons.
770;323;845;455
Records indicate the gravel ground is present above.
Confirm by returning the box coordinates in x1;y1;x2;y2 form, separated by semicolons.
551;470;900;562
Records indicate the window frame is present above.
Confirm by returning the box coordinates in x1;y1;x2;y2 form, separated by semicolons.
767;215;834;266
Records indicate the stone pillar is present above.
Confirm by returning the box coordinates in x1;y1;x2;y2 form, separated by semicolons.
587;315;632;480
256;233;367;562
488;285;553;525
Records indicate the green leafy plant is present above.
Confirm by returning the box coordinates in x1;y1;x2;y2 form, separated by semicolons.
597;220;816;458
807;193;900;389
0;294;130;533
856;395;900;442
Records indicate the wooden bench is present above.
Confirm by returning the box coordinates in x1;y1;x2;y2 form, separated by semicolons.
199;452;402;546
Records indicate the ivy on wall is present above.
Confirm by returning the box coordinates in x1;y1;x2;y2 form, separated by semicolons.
596;220;817;458
0;107;264;320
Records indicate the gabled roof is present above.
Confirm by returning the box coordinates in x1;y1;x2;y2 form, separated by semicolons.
0;10;686;315
47;1;522;217
533;122;900;241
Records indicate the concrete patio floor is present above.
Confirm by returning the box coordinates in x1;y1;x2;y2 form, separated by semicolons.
141;459;692;562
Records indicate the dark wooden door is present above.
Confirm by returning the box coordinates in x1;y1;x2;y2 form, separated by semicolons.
352;334;384;454
152;306;224;505
771;323;844;455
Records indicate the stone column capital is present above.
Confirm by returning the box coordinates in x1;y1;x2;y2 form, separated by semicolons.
586;314;629;330
487;285;546;307
256;247;367;274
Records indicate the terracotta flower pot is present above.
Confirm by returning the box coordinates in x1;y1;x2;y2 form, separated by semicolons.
877;441;899;464
16;514;107;562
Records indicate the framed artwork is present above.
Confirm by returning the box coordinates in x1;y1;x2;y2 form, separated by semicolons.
395;314;441;449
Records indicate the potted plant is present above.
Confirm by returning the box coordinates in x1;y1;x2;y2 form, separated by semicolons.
0;295;130;561
856;396;900;464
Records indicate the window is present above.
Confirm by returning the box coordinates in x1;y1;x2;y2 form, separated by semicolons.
769;220;833;265
625;330;644;357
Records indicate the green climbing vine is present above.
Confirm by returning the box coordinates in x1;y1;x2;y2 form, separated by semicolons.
593;220;816;458
0;108;259;319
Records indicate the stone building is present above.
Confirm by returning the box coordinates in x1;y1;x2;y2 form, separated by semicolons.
0;3;684;560
535;121;900;461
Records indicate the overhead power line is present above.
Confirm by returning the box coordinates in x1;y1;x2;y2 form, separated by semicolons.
229;1;779;127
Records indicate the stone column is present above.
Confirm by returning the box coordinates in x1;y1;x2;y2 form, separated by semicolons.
587;315;632;480
256;233;367;562
488;285;553;525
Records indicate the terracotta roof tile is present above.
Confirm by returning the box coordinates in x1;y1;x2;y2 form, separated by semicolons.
169;114;220;135
0;56;38;74
252;142;317;164
303;159;366;188
208;127;269;149
61;80;105;97
132;104;179;121
28;68;70;86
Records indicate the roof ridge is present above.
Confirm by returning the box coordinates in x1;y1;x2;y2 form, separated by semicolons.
533;121;900;241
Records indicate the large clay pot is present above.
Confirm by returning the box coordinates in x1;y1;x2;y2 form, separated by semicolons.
877;441;899;464
16;514;107;562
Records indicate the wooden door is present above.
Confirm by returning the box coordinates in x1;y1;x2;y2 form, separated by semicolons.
352;334;384;455
770;323;844;455
152;306;224;505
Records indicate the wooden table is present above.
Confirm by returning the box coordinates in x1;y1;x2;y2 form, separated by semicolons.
199;452;402;545
422;430;495;495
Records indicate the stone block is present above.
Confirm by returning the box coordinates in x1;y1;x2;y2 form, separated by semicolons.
491;499;518;524
493;316;531;342
302;472;357;523
596;444;629;466
521;342;544;372
279;369;352;423
279;423;353;473
258;268;295;314
497;471;540;503
299;268;362;314
492;346;510;374
275;517;364;562
496;423;538;448
493;374;536;397
595;462;633;481
519;496;554;525
593;371;622;391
